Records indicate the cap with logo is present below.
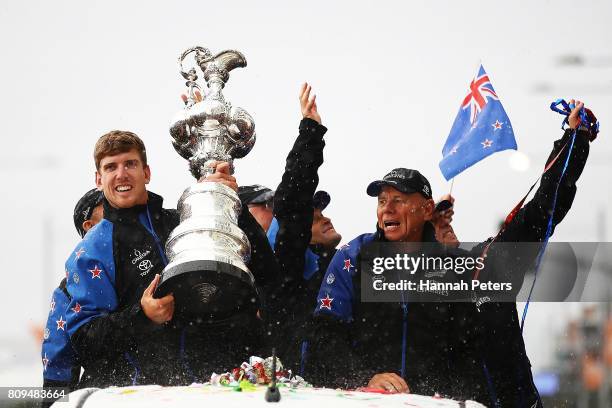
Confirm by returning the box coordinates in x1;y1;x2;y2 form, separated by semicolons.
73;188;104;238
366;168;432;199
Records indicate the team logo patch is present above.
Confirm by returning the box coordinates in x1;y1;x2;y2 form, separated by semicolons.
89;265;102;279
43;327;50;340
386;170;406;180
326;273;335;285
138;259;153;271
56;316;66;331
71;303;82;314
73;272;80;284
132;249;151;265
75;248;85;260
319;294;333;310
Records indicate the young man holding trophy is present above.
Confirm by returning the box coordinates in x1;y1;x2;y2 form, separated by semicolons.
63;47;281;387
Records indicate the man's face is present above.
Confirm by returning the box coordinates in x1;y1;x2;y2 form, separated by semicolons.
376;186;434;242
248;202;274;232
95;149;150;209
311;208;342;248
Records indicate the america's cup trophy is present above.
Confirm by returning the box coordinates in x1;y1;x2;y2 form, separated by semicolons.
156;46;257;319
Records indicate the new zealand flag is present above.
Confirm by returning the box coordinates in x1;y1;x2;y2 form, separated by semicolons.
439;65;517;180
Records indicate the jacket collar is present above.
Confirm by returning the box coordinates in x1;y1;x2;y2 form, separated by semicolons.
102;191;164;224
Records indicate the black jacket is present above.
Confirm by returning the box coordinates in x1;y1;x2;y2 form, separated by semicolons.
181;197;281;382
267;118;329;371
307;128;590;407
67;190;280;387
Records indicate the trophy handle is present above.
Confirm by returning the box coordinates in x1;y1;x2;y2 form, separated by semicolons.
178;48;210;107
205;50;247;74
197;50;247;85
178;46;213;73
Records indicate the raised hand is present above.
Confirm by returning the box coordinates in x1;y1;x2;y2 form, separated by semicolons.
299;82;322;124
567;99;585;130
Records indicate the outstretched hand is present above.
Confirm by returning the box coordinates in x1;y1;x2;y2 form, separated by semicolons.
567;99;599;142
567;99;585;130
300;82;322;124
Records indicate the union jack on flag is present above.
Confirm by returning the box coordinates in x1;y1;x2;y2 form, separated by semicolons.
439;64;517;180
461;70;499;124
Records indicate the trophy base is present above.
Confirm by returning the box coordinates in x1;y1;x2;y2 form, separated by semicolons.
156;259;258;321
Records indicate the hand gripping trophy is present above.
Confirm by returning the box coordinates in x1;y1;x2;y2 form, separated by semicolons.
156;46;257;320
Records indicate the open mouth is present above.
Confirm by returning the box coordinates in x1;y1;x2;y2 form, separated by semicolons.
115;185;133;192
383;221;401;231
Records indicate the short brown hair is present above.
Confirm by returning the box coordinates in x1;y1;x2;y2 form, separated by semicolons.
94;130;147;170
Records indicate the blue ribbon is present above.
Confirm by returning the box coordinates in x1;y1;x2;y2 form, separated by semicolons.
521;101;581;331
549;98;599;135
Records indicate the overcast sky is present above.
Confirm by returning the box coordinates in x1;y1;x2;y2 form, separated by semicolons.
1;0;611;386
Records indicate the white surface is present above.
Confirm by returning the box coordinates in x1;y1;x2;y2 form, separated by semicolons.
52;384;487;408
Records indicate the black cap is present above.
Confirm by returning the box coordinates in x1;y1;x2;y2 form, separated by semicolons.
238;184;275;205
73;188;104;238
366;168;432;199
313;190;331;211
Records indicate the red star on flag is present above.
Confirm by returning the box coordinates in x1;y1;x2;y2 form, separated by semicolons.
320;294;334;310
89;265;102;279
492;120;503;130
343;259;354;272
71;303;81;314
42;353;49;371
481;139;493;148
75;248;85;260
50;299;56;314
56;316;66;331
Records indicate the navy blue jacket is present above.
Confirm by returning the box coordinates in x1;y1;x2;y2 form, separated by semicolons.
41;279;80;389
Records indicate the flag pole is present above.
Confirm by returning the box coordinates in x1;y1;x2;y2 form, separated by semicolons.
449;178;455;195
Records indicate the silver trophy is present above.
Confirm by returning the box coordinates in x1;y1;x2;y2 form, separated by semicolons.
156;46;257;319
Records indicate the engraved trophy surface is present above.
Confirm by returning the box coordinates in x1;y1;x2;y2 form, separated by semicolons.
156;46;257;320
